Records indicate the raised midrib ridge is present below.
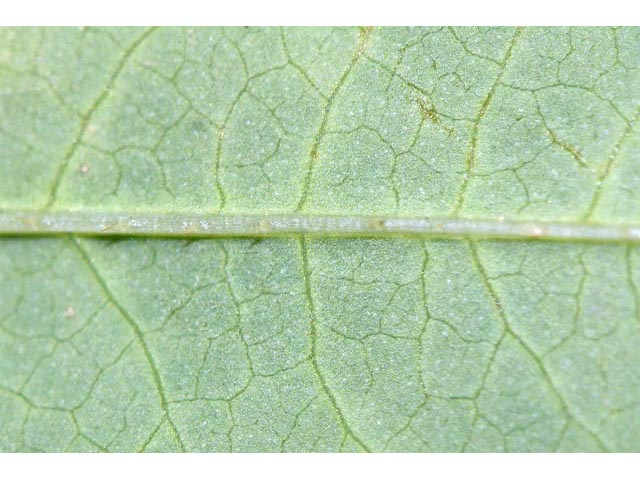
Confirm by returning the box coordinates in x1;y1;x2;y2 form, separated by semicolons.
2;210;640;243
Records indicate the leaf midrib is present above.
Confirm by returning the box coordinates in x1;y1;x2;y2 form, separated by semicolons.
2;210;640;243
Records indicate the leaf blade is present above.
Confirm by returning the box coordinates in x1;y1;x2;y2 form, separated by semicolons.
1;27;640;452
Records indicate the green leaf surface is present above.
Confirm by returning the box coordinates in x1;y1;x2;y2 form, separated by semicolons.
1;27;640;452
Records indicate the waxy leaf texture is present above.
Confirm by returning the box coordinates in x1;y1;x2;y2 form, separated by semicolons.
1;27;640;451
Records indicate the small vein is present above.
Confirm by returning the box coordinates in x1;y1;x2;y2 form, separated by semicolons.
212;34;250;212
452;27;524;216
468;240;609;452
299;236;372;452
296;26;373;211
625;246;640;326
211;36;289;211
68;236;186;452
45;27;157;209
534;94;588;168
417;244;432;399
583;103;640;221
279;27;326;99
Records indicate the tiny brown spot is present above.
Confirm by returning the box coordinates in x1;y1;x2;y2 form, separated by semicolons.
417;97;443;126
368;219;385;230
79;164;89;174
64;306;76;319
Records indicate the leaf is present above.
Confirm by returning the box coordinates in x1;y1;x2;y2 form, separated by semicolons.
1;26;640;452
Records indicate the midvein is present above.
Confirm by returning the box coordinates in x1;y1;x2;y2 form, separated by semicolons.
4;211;640;243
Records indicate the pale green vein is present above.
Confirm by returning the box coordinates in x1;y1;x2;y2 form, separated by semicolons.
68;236;186;452
296;26;373;211
452;27;524;215
299;236;372;452
468;240;609;452
45;27;157;209
583;104;640;220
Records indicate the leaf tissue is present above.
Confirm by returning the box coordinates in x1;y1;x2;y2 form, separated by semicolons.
1;27;640;452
